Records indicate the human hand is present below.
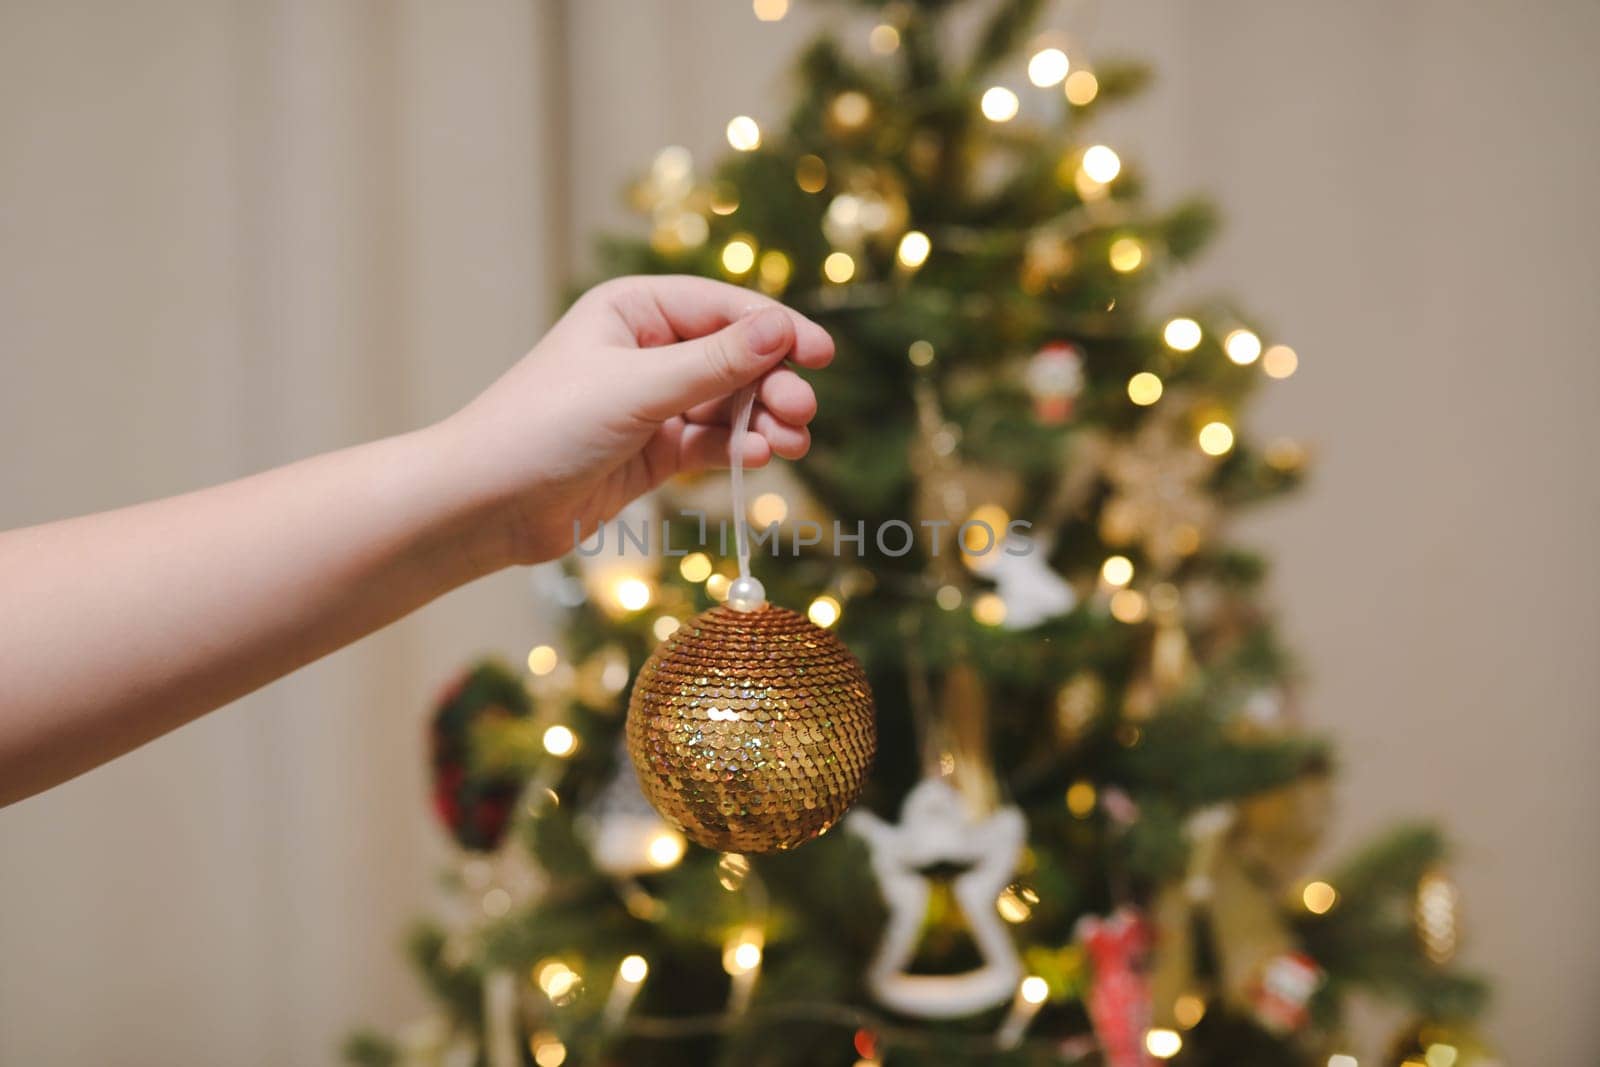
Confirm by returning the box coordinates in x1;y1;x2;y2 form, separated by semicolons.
439;275;834;566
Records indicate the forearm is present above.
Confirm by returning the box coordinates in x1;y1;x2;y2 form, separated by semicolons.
0;420;510;805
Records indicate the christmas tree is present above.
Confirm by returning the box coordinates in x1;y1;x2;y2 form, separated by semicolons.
349;2;1489;1064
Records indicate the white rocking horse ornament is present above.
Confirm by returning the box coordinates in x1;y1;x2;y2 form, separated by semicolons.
848;777;1027;1018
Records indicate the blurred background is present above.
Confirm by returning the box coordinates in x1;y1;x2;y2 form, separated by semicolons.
1;1;1595;1064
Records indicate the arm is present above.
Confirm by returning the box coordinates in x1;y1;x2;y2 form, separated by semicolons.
0;276;833;805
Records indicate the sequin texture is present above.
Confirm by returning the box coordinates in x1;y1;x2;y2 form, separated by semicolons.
626;604;876;853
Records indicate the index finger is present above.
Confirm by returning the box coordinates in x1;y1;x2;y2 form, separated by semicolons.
597;274;835;370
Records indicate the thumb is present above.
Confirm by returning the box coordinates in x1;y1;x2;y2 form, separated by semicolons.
627;307;795;421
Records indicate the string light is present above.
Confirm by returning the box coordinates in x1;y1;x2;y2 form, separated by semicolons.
972;592;1007;626
1424;1045;1458;1067
908;340;935;367
1027;48;1070;87
482;887;511;917
981;87;1020;123
1019;976;1049;1005
1110;588;1148;623
823;251;856;283
709;183;739;216
1145;1029;1183;1059
1081;145;1122;183
808;595;842;628
1197;421;1235;456
1066;780;1096;817
752;0;788;20
1163;317;1202;351
618;955;649;984
1302;880;1338;914
897;230;932;269
1064;69;1099;105
1100;555;1134;587
1263;344;1299;378
758;250;792;292
1225;328;1262;365
721;237;756;275
995;886;1033;923
830;91;873;130
1128;371;1164;406
646;829;686;869
723;934;764;975
652;616;680;641
679;552;713;583
1109;236;1146;272
542;724;577;757
614;577;652;612
749;491;788;526
1173;993;1206;1028
527;644;558;676
935;584;962;610
531;1035;567;1067
706;572;732;600
1328;1056;1359;1067
795;154;828;193
726;116;762;151
868;23;900;54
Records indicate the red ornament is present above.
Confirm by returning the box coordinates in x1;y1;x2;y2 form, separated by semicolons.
1251;952;1323;1033
1076;907;1155;1067
1027;342;1085;423
428;660;533;852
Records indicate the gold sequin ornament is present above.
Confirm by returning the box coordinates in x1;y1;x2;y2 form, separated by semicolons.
626;604;876;853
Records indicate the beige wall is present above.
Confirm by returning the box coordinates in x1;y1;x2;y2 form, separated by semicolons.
2;1;1595;1063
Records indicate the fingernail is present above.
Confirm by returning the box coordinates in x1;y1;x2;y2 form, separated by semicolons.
742;307;788;356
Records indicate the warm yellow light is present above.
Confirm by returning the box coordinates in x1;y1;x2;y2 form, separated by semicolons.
1110;588;1148;624
1100;555;1134;587
679;552;713;583
724;937;763;975
1163;317;1202;351
532;1037;567;1067
1145;1028;1183;1059
706;572;732;601
980;86;1020;122
542;724;577;758
618;954;649;984
1197;421;1235;457
868;23;900;54
1225;328;1262;365
721;238;756;276
749;491;788;527
996;886;1032;923
1019;975;1049;1005
831;91;873;130
972;592;1008;627
1081;145;1122;183
1302;880;1338;915
795;154;828;194
1066;780;1097;817
808;595;842;628
646;830;686;869
758;249;792;292
1424;1047;1458;1067
1328;1056;1358;1067
897;230;932;269
1027;48;1070;87
823;251;857;283
1109;236;1145;272
1263;344;1299;379
709;183;739;216
615;577;652;612
935;584;962;610
527;644;559;676
726;115;762;152
1064;69;1099;105
908;340;935;367
652;616;680;641
1127;372;1164;406
534;959;571;993
1174;993;1206;1029
752;0;788;20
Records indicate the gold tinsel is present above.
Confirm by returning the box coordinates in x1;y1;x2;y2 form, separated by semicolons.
626;604;876;853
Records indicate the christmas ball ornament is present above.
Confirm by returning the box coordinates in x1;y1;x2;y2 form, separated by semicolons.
1026;342;1085;423
428;661;532;852
626;602;875;853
